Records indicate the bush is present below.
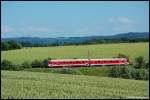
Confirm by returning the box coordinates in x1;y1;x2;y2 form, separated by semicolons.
42;58;51;68
108;65;149;80
59;68;82;75
1;59;13;70
108;66;122;78
118;53;128;58
22;61;32;69
120;67;132;79
130;68;138;79
145;61;149;69
1;59;23;71
138;69;149;80
134;56;145;69
12;64;24;71
31;59;45;68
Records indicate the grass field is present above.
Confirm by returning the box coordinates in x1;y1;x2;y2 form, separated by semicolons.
1;70;149;99
1;42;149;64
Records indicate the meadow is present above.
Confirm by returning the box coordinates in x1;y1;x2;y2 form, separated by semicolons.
1;70;149;99
1;42;149;64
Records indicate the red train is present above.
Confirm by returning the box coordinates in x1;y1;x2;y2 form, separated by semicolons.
48;58;129;68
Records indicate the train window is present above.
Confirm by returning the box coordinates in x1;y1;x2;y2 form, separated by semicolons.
91;61;94;63
115;61;118;63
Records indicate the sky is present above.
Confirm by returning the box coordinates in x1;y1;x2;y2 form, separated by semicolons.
1;1;149;38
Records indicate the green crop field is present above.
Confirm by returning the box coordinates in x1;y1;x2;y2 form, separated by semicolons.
1;42;149;64
1;70;149;99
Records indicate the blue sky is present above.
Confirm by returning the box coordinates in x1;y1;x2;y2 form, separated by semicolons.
1;1;149;38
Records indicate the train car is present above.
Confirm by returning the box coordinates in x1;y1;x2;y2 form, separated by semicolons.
90;58;129;66
48;59;89;67
48;58;129;68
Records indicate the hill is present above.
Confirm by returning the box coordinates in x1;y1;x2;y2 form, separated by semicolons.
1;32;149;45
1;70;149;99
1;42;149;64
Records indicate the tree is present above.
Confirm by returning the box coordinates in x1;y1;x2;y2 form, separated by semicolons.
145;61;149;69
134;56;145;69
117;53;133;65
20;42;33;47
31;59;45;68
1;59;13;70
7;40;22;49
22;61;32;68
1;42;10;51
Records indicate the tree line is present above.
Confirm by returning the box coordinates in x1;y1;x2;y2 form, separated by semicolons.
1;38;149;51
1;40;22;51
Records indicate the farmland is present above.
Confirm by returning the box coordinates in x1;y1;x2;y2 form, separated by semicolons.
1;42;149;99
1;70;149;99
1;42;149;64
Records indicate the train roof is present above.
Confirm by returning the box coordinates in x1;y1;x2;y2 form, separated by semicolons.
49;58;127;61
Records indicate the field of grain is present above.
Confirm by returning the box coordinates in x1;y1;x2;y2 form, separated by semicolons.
1;42;149;64
1;70;149;99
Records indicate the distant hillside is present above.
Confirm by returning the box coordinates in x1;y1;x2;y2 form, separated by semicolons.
1;32;149;45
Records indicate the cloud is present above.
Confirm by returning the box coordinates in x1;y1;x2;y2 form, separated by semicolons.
109;17;135;33
109;17;133;24
109;18;115;23
1;25;63;37
19;26;53;34
1;25;15;34
118;17;133;24
75;28;101;36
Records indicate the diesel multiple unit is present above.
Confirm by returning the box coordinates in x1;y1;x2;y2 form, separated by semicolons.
48;58;129;68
